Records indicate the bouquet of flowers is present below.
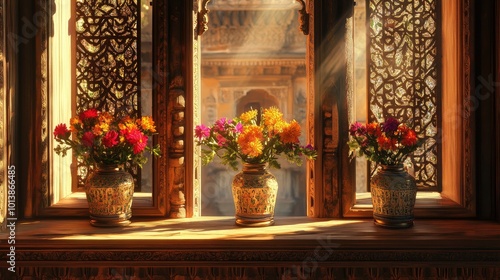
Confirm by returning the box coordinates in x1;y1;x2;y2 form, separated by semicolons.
53;108;161;167
195;107;317;170
347;117;421;166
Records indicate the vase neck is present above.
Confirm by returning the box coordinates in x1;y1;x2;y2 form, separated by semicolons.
380;164;405;172
242;163;268;174
95;164;123;172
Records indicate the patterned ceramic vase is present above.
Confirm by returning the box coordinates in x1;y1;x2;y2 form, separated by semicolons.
85;164;134;227
232;163;278;227
370;164;417;228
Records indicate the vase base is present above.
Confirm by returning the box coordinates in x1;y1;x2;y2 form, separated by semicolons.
90;219;131;227
235;218;274;227
89;213;132;227
373;217;414;229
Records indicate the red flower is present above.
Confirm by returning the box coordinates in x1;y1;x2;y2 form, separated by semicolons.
377;135;397;150
82;131;95;147
402;130;418;146
53;123;70;139
79;108;99;120
102;130;119;148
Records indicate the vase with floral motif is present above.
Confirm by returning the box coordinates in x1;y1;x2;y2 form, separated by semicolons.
232;163;278;227
370;164;417;228
85;164;134;227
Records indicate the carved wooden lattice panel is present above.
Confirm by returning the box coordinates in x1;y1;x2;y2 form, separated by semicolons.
75;0;141;189
368;0;439;190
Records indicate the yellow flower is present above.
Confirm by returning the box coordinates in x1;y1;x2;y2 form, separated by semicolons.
239;109;258;123
119;117;138;132
138;116;157;133
262;107;283;131
98;122;109;133
280;120;301;144
272;120;287;135
237;125;263;157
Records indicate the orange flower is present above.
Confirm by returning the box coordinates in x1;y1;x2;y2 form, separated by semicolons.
92;124;103;136
98;112;113;124
237;125;264;157
366;122;381;136
69;116;82;132
280;120;301;144
402;130;418;146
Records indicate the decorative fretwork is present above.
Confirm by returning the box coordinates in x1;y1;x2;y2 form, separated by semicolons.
75;0;141;189
368;0;439;190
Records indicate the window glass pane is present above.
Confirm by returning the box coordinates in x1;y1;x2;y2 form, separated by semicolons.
200;2;307;216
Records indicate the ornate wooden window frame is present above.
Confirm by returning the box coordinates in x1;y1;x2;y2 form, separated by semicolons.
342;0;476;218
13;0;476;220
22;0;168;218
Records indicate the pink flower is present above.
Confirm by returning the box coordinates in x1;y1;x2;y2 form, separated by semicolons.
195;124;210;140
234;122;243;133
102;130;119;148
133;136;148;154
53;123;70;139
125;129;148;154
82;131;95;147
349;122;365;136
214;117;229;132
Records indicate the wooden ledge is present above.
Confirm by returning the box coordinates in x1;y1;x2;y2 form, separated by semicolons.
3;217;500;249
2;218;500;279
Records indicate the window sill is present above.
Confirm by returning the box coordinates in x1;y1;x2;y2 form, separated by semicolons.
2;217;499;278
4;216;500;248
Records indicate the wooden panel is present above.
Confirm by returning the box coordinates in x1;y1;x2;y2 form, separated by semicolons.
441;0;463;204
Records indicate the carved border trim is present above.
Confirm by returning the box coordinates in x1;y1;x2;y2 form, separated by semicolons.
36;0;50;215
462;0;474;212
13;249;500;263
0;0;5;228
7;266;500;280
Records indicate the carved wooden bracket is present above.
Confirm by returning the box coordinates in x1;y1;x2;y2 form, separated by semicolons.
296;0;310;35
197;0;212;36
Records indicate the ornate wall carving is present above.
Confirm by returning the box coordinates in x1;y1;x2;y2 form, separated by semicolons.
4;265;500;279
4;248;500;279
